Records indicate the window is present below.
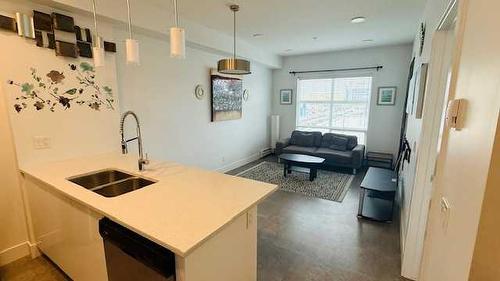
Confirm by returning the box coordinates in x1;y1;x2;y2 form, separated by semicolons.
296;76;372;144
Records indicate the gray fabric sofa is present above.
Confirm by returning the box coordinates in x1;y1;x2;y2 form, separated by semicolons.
275;130;365;174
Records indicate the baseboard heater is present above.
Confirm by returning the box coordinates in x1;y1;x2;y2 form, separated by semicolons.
261;148;272;157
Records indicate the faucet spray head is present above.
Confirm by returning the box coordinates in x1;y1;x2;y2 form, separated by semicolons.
121;140;128;154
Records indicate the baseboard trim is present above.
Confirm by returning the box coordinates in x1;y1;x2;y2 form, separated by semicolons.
216;152;264;173
0;242;30;267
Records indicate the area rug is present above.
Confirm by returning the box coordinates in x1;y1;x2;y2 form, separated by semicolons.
237;161;354;202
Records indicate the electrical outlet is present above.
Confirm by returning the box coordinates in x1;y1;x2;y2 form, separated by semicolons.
33;136;51;150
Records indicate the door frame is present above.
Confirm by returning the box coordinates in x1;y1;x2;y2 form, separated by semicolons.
400;0;459;279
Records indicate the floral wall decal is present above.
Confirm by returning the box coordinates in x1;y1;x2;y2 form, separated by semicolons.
8;62;115;113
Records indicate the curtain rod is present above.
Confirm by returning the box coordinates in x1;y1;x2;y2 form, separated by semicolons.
289;66;383;75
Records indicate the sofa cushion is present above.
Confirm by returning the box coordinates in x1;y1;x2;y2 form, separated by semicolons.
329;136;349;151
321;133;358;150
290;131;319;147
315;147;354;165
282;145;318;156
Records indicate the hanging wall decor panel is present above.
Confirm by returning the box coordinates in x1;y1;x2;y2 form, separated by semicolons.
7;62;115;113
0;14;17;32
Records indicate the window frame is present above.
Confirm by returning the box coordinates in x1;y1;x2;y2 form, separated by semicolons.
295;74;373;144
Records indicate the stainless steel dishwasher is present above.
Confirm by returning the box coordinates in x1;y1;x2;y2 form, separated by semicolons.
99;218;175;281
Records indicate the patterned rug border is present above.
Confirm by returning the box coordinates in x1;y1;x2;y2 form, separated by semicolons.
237;161;354;203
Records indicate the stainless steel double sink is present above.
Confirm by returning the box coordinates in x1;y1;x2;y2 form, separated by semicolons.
67;169;156;198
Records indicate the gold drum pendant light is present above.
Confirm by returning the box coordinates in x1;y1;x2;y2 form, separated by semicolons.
217;5;251;75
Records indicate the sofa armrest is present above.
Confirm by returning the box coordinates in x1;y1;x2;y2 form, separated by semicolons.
275;138;291;155
351;144;365;168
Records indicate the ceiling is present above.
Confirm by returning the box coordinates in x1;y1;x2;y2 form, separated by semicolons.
151;0;426;56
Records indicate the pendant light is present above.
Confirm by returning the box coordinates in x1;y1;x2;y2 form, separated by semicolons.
170;0;185;58
91;0;105;67
125;0;140;64
217;5;251;75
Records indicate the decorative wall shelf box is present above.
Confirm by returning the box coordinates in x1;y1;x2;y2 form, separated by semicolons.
0;15;17;32
55;40;78;58
33;11;52;32
52;13;75;32
104;41;116;53
35;30;55;49
77;41;93;58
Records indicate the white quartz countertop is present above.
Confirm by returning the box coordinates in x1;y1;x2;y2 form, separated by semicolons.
19;153;277;257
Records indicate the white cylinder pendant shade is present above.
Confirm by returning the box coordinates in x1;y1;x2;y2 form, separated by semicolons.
126;39;140;64
170;27;185;58
93;46;105;67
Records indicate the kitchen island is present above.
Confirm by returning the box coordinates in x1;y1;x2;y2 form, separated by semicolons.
19;153;277;281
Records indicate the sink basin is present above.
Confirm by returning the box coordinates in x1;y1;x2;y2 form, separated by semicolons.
68;169;134;189
67;169;156;197
93;177;156;197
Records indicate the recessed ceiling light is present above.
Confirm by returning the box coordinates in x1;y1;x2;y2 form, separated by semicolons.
351;17;366;24
363;39;374;42
312;36;318;40
252;33;264;37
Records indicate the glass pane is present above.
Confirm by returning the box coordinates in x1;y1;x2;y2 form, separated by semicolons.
331;103;369;130
297;103;330;127
296;127;330;134
299;79;332;101
330;130;366;145
333;77;372;102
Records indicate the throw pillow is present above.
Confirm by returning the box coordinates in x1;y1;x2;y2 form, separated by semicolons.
290;131;315;147
329;136;349;151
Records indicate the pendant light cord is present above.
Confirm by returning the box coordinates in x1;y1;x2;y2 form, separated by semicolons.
92;0;98;37
173;0;179;27
233;8;236;60
126;0;132;39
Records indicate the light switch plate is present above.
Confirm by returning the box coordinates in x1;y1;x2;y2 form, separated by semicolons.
33;136;51;149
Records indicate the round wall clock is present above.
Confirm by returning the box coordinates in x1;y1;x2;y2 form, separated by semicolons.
243;89;249;101
195;85;205;100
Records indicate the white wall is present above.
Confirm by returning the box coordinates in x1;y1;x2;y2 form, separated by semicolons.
114;29;273;172
0;1;120;166
0;0;120;264
272;44;412;157
0;77;29;267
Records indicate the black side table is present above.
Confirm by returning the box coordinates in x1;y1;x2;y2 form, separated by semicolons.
357;167;397;222
366;151;394;169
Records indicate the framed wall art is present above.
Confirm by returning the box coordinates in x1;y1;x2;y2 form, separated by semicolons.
377;87;397;106
211;72;243;122
280;89;292;105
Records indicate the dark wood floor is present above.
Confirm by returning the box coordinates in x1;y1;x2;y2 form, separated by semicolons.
228;155;403;281
1;155;403;281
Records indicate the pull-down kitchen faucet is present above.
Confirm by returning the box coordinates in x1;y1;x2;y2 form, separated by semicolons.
120;111;149;171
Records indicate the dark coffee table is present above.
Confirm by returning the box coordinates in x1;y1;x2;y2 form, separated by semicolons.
278;153;325;182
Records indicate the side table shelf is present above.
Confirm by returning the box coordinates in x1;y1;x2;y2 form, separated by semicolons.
357;167;397;222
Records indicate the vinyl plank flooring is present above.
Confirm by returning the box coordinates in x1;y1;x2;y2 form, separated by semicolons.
229;155;404;281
